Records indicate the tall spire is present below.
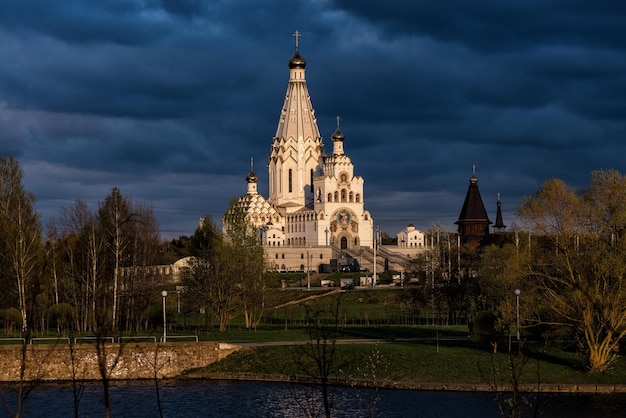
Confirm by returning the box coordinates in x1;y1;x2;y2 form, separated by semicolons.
268;33;323;210
493;192;507;233
455;166;492;248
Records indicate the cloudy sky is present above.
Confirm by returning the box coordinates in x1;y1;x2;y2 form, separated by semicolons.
2;1;625;239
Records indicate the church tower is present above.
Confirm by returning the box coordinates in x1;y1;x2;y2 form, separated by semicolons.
268;31;324;213
312;117;372;249
235;33;373;260
455;166;492;248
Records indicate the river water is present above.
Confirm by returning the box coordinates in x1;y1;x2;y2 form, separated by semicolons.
2;379;625;417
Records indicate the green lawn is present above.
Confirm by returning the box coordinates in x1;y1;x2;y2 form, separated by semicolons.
198;339;626;386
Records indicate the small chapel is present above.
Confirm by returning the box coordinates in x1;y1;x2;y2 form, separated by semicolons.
236;33;373;267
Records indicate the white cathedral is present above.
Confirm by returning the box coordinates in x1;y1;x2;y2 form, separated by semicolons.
236;34;374;271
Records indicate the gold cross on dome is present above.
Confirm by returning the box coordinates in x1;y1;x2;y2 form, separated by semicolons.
293;30;300;49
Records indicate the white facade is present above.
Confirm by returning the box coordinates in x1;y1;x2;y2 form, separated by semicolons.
396;224;425;249
238;39;373;251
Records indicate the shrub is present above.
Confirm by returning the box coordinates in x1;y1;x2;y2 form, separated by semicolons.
0;308;22;334
48;303;77;333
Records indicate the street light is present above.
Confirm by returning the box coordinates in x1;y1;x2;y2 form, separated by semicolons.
161;290;168;343
515;289;521;340
373;225;380;287
307;248;311;290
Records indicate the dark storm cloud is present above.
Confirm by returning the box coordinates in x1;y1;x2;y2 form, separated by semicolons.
0;0;178;46
331;0;626;51
1;0;625;238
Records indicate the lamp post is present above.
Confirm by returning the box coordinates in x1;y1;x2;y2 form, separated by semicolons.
515;289;521;340
373;225;378;287
307;248;311;290
161;290;168;343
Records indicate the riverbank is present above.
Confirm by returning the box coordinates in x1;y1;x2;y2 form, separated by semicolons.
182;371;626;394
186;341;626;393
3;337;626;395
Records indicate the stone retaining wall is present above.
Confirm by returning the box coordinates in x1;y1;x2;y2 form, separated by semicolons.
0;342;239;382
186;372;626;394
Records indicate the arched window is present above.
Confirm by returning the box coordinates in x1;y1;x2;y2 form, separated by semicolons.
356;194;361;203
334;191;339;201
310;169;314;192
349;191;354;202
341;189;347;202
288;169;293;193
328;193;333;202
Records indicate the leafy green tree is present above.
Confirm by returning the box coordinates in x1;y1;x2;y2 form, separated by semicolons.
222;198;267;329
182;199;267;332
479;244;525;332
476;241;552;349
182;214;240;332
518;171;626;373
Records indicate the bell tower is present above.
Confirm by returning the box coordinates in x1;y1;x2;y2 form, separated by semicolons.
268;31;324;213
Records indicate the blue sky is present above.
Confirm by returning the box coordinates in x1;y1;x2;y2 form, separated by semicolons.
1;0;625;239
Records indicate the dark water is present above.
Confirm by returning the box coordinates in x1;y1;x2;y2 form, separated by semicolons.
2;379;626;417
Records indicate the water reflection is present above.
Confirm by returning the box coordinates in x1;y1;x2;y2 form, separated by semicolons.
2;379;625;417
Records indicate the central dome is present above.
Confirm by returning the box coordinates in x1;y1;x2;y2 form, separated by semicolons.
288;50;306;69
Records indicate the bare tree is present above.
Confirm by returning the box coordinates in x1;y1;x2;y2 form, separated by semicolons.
124;201;161;331
351;348;387;418
0;155;45;417
98;187;133;331
45;220;61;306
0;154;42;334
291;294;346;418
478;341;542;418
59;198;103;332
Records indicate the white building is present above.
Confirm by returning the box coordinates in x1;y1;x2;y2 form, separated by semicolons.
237;34;373;262
396;224;425;249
